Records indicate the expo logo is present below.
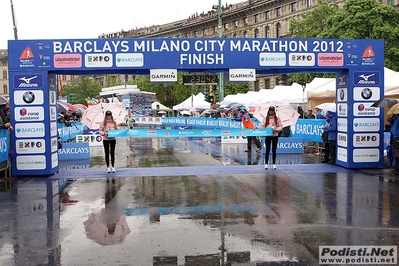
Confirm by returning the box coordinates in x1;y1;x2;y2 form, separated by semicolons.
87;55;110;62
18;141;43;148
356;135;377;142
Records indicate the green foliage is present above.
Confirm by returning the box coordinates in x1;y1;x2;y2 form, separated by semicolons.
289;0;399;77
131;73;248;107
319;0;399;71
63;76;102;105
289;0;338;38
224;83;249;95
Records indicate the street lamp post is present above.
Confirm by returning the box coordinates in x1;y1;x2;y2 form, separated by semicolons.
10;0;18;40
213;1;224;102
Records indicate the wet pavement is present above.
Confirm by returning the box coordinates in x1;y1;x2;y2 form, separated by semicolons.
1;137;399;266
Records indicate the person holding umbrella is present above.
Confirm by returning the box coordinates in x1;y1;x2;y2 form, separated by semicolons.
259;106;283;170
99;110;119;173
232;108;262;153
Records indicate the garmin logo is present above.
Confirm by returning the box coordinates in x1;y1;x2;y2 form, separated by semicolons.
229;69;256;81
151;74;176;79
150;69;177;83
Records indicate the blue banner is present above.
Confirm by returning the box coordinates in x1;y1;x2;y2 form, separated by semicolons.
8;39;384;72
291;119;327;142
108;128;273;138
269;137;304;154
58;142;90;160
0;129;9;163
58;122;86;142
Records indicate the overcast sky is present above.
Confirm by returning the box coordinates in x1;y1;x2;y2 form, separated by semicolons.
0;0;236;49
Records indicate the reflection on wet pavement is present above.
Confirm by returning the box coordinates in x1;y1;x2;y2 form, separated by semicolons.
0;137;398;265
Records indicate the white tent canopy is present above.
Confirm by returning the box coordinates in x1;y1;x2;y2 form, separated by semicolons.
151;101;172;112
307;67;398;108
383;72;399;96
173;92;210;110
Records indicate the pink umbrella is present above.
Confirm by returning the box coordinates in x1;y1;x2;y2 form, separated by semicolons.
83;212;131;246
252;101;300;127
81;103;128;129
73;103;87;114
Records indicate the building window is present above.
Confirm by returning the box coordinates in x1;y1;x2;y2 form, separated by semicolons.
265;11;271;20
243;17;248;25
185;33;189;38
307;0;314;7
224;23;229;30
193;31;197;37
243;31;248;38
203;28;208;36
254;80;259;92
254;28;259;38
234;20;238;28
276;23;281;38
275;77;280;85
2;69;7;79
265;79;270;90
276;7;282;17
388;0;394;5
254;14;260;23
214;26;218;33
265;26;270;38
233;33;237;38
291;2;297;12
176;34;181;38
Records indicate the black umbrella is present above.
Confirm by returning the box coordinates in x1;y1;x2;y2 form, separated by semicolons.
371;98;399;108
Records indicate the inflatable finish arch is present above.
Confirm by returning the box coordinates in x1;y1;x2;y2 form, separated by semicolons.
8;38;384;176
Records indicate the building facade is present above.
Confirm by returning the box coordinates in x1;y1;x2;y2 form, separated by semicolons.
99;0;398;91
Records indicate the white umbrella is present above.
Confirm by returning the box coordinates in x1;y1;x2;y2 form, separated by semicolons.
0;95;9;105
253;100;300;127
315;102;336;113
81;103;128;129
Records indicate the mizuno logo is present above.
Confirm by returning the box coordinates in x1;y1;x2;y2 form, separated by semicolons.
358;73;375;81
14;74;43;88
19;76;38;84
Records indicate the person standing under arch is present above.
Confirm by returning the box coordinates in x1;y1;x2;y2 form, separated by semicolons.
99;110;119;173
233;109;262;153
259;106;283;170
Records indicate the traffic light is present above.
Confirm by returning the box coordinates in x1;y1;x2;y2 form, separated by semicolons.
204;91;214;103
212;94;217;105
68;93;74;103
213;90;219;102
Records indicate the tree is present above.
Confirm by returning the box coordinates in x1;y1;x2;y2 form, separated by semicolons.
289;0;338;38
224;83;249;95
289;0;399;83
289;0;339;83
64;76;102;105
319;0;399;71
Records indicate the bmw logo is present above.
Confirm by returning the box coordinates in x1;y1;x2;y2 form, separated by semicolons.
23;91;35;104
361;88;372;100
339;89;345;101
